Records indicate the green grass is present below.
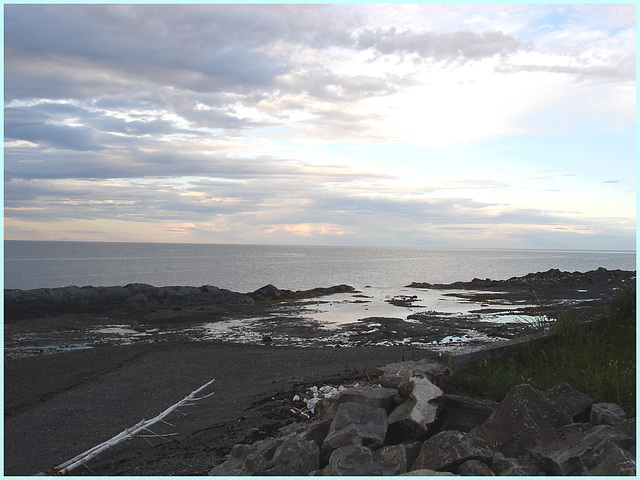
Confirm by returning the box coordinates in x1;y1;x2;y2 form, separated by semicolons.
448;285;636;415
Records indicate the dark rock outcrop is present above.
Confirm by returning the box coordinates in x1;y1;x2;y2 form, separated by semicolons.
5;283;355;318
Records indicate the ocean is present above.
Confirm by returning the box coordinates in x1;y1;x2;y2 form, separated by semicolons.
4;241;636;292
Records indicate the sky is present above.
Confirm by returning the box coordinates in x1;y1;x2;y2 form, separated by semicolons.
3;3;636;250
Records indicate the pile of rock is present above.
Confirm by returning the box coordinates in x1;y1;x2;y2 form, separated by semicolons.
210;359;635;476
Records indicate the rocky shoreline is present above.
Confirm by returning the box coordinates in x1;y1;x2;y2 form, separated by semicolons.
4;268;635;475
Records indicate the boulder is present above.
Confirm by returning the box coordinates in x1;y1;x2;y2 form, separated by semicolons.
456;459;494;476
277;420;330;448
491;453;538;476
401;469;455;476
377;441;422;476
590;402;627;426
323;445;387;476
543;381;592;422
387;372;443;440
530;424;635;475
411;430;493;472
376;359;447;388
584;446;636;476
475;383;572;456
315;386;398;421
440;394;496;432
209;435;319;476
322;402;388;451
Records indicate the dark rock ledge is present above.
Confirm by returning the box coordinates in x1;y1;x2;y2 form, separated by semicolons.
211;359;636;476
4;283;354;318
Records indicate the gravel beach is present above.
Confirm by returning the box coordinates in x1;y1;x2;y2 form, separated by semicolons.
5;339;432;475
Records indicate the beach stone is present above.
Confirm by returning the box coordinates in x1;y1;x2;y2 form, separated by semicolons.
388;372;443;440
530;424;635;475
475;383;571;456
209;435;319;476
411;430;493;472
543;381;592;422
376;359;448;388
322;402;388;451
324;445;387;476
584;446;636;476
456;459;494;476
590;402;627;425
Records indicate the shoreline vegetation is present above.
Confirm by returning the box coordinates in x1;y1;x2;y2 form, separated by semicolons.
448;284;636;415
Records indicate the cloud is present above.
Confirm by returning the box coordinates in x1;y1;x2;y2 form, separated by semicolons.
355;28;526;62
3;4;636;249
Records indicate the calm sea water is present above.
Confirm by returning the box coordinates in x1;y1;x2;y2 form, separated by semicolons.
3;241;636;292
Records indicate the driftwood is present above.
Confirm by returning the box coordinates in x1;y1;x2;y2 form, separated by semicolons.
42;378;215;475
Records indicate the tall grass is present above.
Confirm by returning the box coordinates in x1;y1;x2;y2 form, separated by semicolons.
448;285;636;414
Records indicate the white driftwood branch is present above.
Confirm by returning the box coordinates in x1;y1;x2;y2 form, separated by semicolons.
46;378;215;475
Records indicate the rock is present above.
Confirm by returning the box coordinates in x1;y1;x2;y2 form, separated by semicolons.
324;445;387;476
584;446;636;475
248;284;284;301
590;402;628;425
387;372;443;440
440;394;496;432
376;359;447;388
401;468;456;476
322;402;388;451
491;454;538;476
209;435;319;476
474;383;572;456
315;386;398;421
544;381;592;422
5;282;354;316
411;430;493;472
377;441;422;476
277;420;330;448
456;459;494;476
530;424;635;475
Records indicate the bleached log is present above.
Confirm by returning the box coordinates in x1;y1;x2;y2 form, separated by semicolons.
45;378;215;475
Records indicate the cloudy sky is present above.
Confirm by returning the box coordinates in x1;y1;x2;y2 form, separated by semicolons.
4;4;636;249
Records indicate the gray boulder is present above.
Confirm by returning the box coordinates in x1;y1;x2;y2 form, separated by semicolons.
376;359;447;388
277;420;330;447
322;402;388;451
323;445;387;476
457;459;494;476
209;435;319;476
591;402;627;426
411;430;493;472
530;424;635;475
475;383;571;456
401;469;455;476
315;386;398;421
544;381;592;422
377;441;422;476
388;372;443;439
584;446;636;476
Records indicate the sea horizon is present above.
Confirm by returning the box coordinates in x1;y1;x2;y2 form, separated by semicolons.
4;239;636;253
4;240;636;293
